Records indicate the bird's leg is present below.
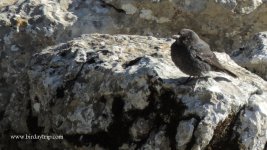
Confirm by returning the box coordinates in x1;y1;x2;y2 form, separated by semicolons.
185;76;193;83
202;76;210;81
199;72;210;81
193;76;201;91
177;76;193;85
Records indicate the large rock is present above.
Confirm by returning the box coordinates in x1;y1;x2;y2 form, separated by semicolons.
1;1;267;99
62;0;267;52
1;0;267;53
0;0;77;137
1;1;267;149
232;32;267;80
1;33;267;150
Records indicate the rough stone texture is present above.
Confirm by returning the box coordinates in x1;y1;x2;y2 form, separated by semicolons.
1;0;267;150
235;96;267;150
2;0;267;53
68;0;267;52
0;0;77;137
1;33;267;150
232;32;267;80
1;0;267;83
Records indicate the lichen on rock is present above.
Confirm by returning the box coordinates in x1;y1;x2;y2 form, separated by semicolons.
1;0;267;150
1;33;267;149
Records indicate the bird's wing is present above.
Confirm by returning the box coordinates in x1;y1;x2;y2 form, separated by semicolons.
191;42;225;70
189;42;237;77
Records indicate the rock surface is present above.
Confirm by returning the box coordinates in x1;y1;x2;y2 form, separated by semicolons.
232;32;267;80
1;0;267;53
1;0;267;150
1;0;267;80
1;33;267;150
1;0;267;81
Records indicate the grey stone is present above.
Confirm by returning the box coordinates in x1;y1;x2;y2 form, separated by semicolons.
232;32;267;80
0;1;267;149
4;34;263;149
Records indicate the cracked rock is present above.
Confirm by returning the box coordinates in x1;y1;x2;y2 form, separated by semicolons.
1;33;267;150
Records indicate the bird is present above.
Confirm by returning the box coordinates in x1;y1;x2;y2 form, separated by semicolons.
170;28;237;79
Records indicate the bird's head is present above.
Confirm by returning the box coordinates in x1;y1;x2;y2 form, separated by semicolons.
178;28;199;45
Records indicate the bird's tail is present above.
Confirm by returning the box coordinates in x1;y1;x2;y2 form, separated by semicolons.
223;69;238;78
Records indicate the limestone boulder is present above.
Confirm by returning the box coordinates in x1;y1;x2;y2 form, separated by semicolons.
1;34;266;149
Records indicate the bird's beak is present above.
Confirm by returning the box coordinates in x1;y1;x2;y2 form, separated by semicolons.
172;35;180;40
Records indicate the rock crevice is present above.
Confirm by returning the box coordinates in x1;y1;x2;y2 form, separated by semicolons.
1;34;266;149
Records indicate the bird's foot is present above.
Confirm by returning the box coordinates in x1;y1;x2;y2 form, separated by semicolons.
177;76;194;85
199;76;210;81
185;76;193;83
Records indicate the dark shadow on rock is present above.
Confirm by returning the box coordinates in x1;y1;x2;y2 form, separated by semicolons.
162;77;199;86
213;76;232;82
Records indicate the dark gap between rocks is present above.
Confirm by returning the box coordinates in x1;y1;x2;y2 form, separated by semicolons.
56;86;65;98
59;50;69;57
87;57;97;64
184;117;202;150
100;0;126;14
159;91;186;150
96;49;114;55
133;86;160;149
62;85;187;149
205;107;244;150
134;89;186;150
0;110;5;121
65;96;130;150
26;101;44;135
